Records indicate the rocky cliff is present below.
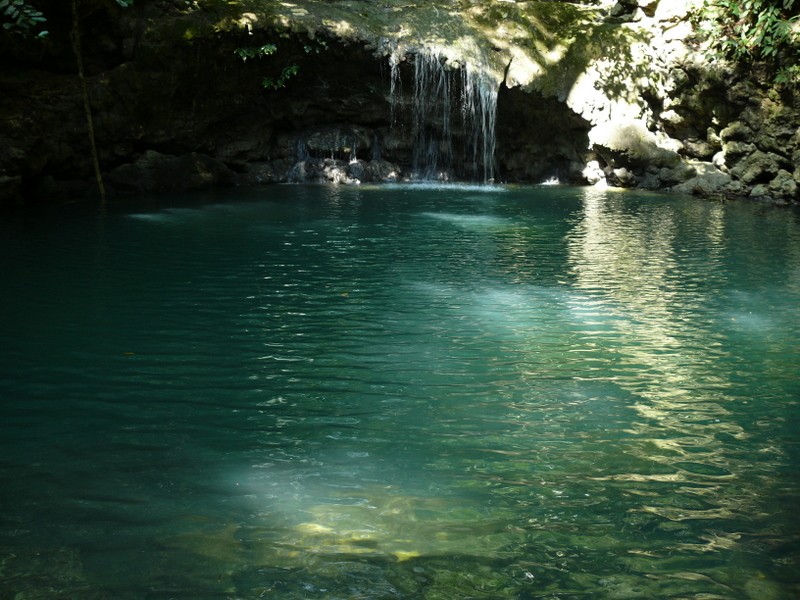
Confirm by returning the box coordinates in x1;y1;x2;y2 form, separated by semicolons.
1;0;798;205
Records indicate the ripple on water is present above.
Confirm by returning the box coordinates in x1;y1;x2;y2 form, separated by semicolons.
0;185;798;599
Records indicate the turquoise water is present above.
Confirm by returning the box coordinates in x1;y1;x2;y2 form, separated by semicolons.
1;184;799;599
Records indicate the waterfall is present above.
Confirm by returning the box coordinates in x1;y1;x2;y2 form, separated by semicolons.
389;53;402;128
389;48;498;183
412;51;453;180
460;62;497;183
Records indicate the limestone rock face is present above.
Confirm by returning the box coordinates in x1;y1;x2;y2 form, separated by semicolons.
0;0;798;204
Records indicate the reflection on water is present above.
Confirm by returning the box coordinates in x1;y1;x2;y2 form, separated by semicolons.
567;190;747;550
0;185;799;599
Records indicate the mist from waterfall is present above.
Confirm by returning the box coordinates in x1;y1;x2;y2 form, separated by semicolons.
389;49;498;182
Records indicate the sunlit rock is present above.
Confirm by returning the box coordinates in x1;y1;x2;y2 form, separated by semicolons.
589;119;681;172
582;160;605;185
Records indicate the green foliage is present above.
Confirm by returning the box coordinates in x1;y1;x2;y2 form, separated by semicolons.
236;41;308;90
234;43;277;61
1;0;47;37
262;64;298;89
702;0;800;85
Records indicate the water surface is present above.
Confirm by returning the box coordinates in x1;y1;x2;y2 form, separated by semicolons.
1;184;799;598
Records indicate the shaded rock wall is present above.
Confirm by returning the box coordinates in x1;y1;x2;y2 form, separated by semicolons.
0;0;797;205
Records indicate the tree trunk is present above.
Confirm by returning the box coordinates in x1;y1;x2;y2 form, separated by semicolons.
71;0;106;203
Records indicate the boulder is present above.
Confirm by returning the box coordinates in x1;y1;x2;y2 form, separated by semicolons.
682;138;717;160
364;160;402;182
235;160;293;185
287;158;360;184
609;166;636;187
722;141;757;163
657;161;697;185
720;121;753;142
582;160;606;185
729;150;786;185
749;183;771;200
672;162;732;196
590;119;682;172
768;169;798;203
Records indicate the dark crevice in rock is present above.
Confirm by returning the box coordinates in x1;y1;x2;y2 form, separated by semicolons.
496;84;591;184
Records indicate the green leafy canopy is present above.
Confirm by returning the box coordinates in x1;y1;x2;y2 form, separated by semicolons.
1;0;47;37
701;0;800;85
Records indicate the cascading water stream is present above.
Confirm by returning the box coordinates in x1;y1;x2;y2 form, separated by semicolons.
461;62;498;183
389;49;498;182
412;51;453;180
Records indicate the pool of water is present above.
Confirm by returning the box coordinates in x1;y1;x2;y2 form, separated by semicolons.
1;184;799;599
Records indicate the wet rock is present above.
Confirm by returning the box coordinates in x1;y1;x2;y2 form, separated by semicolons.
108;150;234;194
216;138;270;166
304;127;372;161
287;158;359;184
750;183;771;200
286;157;402;184
236;160;291;185
363;160;402;182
